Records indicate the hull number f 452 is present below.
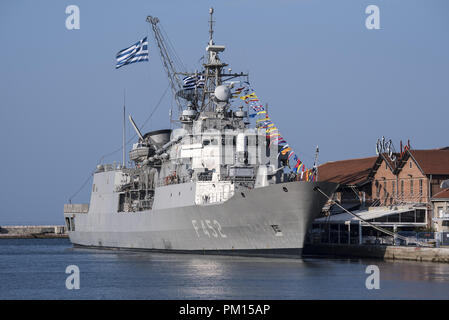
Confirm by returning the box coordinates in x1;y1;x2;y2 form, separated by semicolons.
192;219;227;238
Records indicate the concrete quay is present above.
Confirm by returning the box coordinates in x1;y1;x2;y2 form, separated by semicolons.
0;225;68;239
304;243;449;263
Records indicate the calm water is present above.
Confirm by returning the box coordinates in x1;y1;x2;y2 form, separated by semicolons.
0;238;448;299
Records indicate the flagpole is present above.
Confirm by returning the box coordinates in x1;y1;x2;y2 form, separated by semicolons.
313;145;319;181
123;88;126;168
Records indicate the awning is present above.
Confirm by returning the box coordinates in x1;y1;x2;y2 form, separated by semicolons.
314;206;424;224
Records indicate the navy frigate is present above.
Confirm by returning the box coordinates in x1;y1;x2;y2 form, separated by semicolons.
64;8;337;257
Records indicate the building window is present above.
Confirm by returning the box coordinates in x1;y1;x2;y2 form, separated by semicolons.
410;180;414;196
416;209;426;222
401;180;404;198
383;181;387;198
392;181;395;197
401;210;415;222
410;161;412;169
419;179;423;196
375;180;380;198
387;213;399;222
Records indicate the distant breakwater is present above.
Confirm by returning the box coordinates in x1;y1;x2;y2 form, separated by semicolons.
0;225;67;239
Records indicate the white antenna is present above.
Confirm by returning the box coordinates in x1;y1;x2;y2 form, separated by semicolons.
209;7;214;45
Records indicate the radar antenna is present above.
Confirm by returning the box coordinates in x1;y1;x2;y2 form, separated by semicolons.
209;7;214;45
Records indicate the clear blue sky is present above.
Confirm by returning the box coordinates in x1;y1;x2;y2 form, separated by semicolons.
1;0;448;224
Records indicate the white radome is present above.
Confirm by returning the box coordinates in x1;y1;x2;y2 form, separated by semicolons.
214;85;231;101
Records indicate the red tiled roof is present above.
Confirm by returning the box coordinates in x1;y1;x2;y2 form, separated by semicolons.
432;189;449;200
409;149;449;175
318;156;377;186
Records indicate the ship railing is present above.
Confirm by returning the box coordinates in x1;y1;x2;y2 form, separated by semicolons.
64;203;89;213
96;164;115;172
220;175;255;183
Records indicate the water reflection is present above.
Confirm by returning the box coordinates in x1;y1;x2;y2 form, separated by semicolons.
2;239;449;299
377;259;449;283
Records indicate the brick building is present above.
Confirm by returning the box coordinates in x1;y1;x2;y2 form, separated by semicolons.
370;149;449;205
318;147;449;231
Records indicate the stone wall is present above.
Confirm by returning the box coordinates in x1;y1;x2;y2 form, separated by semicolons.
304;243;449;263
0;225;67;238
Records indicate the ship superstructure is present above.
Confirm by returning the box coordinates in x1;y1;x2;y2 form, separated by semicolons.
63;8;337;256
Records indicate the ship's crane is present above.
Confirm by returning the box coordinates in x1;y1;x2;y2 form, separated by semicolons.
146;15;184;113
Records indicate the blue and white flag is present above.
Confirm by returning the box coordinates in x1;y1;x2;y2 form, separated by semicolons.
183;76;196;90
183;75;205;90
116;37;149;69
196;75;205;88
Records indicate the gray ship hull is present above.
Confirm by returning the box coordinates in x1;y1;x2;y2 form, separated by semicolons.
68;181;337;257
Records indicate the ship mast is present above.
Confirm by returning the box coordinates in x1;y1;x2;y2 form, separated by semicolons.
199;7;228;113
147;9;248;118
198;8;250;114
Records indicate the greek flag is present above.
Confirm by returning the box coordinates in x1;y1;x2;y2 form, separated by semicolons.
196;75;205;88
183;75;205;90
183;76;196;90
116;37;149;69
